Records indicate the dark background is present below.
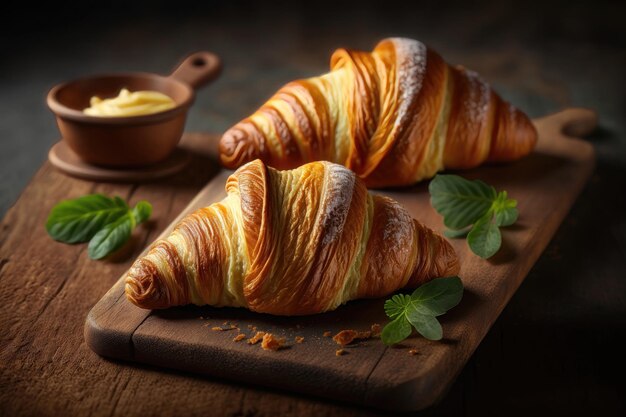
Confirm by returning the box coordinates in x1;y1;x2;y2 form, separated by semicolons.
1;0;625;415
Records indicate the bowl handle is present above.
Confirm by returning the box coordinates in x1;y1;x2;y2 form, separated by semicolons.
169;51;222;90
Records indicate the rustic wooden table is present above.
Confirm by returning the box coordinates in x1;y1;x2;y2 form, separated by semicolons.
1;1;624;416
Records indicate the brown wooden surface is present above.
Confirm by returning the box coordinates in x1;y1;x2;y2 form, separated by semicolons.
2;2;624;415
0;107;593;415
84;109;596;411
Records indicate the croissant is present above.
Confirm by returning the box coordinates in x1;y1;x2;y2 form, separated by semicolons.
125;159;459;315
220;37;537;188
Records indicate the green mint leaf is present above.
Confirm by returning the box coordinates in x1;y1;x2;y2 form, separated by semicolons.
47;193;153;259
132;201;152;224
406;312;443;341
444;227;471;239
492;192;518;227
384;294;413;319
46;194;129;243
467;214;502;259
410;276;464;316
381;315;412;345
87;214;134;260
429;175;497;229
494;207;519;227
381;277;464;344
430;176;518;259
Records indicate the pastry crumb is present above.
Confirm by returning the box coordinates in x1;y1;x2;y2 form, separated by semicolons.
295;336;304;344
261;333;286;351
333;330;357;346
233;333;246;342
370;323;382;337
212;325;237;331
408;349;418;356
247;325;257;330
323;331;332;337
333;329;372;346
335;349;346;356
248;331;266;345
357;330;371;339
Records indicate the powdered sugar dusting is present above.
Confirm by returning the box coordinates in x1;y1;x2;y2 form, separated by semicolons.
380;197;412;252
321;163;356;245
462;68;490;125
507;101;517;119
389;38;427;128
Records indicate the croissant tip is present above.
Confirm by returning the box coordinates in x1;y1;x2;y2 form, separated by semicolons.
220;124;262;169
439;235;461;278
444;252;461;278
124;264;168;310
219;129;241;168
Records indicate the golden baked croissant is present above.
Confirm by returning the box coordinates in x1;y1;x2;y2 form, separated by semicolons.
125;159;459;315
220;37;537;187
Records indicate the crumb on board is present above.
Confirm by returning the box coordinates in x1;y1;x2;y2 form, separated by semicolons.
212;325;237;331
323;331;332;337
332;329;372;346
233;333;246;342
261;333;286;351
295;336;304;344
333;330;357;346
335;349;346;356
357;330;372;339
248;331;266;345
408;349;418;356
247;325;257;330
370;323;382;337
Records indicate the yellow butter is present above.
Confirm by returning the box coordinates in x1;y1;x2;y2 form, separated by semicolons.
83;88;176;117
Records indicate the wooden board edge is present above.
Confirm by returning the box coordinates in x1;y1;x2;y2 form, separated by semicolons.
362;109;598;411
84;290;138;360
130;329;372;406
83;176;230;359
82;108;599;412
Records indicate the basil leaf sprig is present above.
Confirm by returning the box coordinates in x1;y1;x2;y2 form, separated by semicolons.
429;174;518;259
381;276;463;345
46;194;152;260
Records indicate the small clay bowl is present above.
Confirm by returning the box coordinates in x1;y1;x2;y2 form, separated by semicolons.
47;51;221;167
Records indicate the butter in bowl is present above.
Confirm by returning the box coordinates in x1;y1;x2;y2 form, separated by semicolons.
83;88;177;118
46;51;221;171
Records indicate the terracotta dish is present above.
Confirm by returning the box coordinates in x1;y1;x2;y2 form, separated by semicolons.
47;51;221;167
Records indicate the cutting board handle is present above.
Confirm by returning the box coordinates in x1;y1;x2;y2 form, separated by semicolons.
533;107;598;142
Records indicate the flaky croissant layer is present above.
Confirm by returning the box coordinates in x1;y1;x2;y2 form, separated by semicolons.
125;160;459;315
220;37;537;187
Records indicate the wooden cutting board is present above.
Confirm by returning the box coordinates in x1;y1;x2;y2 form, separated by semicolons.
85;108;596;412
